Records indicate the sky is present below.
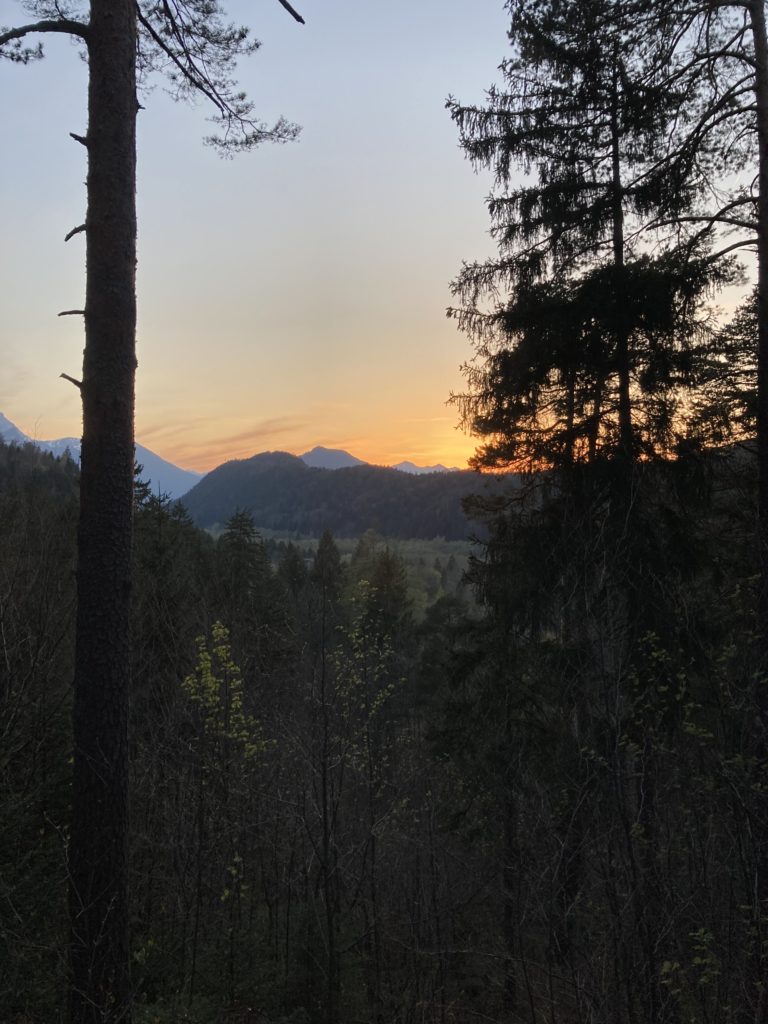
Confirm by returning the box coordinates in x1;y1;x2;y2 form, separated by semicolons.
0;0;510;472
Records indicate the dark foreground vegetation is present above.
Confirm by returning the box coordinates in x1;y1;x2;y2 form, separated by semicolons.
1;429;767;1024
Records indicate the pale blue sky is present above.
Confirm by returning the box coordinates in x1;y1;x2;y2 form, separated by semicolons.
0;0;509;470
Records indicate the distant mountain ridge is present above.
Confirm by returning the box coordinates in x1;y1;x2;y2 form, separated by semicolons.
0;413;29;446
300;446;366;469
299;444;462;474
393;460;461;475
181;449;511;540
0;413;202;499
1;414;465;502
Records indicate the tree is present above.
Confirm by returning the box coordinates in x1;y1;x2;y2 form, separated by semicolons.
312;528;345;602
687;290;758;447
634;6;768;1007
646;0;766;499
0;3;302;1020
180;622;269;1006
454;255;723;472
216;510;291;676
0;447;78;1018
449;0;670;463
447;0;733;474
446;3;767;1017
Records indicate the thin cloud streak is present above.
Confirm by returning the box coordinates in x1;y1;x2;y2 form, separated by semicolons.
154;416;308;471
135;411;476;474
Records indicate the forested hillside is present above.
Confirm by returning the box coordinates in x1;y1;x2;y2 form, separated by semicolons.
181;451;509;539
3;433;767;1024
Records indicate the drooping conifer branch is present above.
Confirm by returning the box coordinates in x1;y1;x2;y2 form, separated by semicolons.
134;0;300;152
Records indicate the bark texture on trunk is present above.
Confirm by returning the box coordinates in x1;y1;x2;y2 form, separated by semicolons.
748;6;768;1019
753;1;768;661
68;1;137;1020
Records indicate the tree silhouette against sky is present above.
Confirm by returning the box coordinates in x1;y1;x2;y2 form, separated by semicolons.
0;2;302;1019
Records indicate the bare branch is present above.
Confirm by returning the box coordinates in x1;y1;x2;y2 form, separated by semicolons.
652;211;756;232
136;6;229;117
707;237;758;260
70;132;88;147
60;372;82;390
0;19;89;47
135;2;299;151
65;224;86;242
276;0;305;24
58;309;85;317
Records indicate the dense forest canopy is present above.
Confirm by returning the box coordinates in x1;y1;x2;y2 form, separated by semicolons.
3;0;768;1022
179;451;514;540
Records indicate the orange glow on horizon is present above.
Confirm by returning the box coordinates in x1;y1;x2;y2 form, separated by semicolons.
4;410;479;476
139;427;479;475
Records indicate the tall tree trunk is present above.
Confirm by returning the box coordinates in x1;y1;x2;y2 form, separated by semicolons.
752;0;768;676
750;4;768;1020
68;1;137;1020
610;57;633;464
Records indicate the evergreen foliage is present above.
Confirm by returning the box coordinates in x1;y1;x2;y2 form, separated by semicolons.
180;451;509;540
0;374;767;1024
448;0;739;470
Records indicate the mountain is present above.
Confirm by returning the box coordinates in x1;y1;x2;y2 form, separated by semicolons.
40;436;82;460
0;412;29;445
0;413;202;499
393;460;460;474
181;450;513;540
0;434;80;501
133;445;203;499
299;446;465;474
300;446;367;470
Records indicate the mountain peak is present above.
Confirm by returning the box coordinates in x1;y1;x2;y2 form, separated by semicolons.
393;460;460;475
0;412;201;500
0;412;32;445
300;446;366;470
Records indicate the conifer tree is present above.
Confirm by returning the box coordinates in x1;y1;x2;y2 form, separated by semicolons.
448;0;723;470
447;4;751;1017
312;528;344;599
